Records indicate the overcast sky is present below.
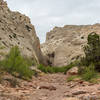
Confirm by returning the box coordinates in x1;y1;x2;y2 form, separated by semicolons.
5;0;100;43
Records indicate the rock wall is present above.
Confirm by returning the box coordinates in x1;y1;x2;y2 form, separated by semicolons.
41;24;100;67
0;0;46;65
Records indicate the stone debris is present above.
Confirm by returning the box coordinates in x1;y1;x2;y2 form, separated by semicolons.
38;85;56;91
62;97;79;100
0;73;100;100
72;91;87;95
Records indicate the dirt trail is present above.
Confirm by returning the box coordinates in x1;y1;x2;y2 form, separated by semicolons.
29;74;100;100
30;74;68;100
0;73;100;100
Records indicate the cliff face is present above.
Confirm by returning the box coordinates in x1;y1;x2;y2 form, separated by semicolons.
0;0;46;65
41;24;100;67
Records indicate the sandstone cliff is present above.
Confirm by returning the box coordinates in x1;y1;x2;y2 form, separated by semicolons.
41;24;100;67
0;0;46;65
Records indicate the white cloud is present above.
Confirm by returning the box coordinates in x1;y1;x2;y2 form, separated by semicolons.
5;0;100;43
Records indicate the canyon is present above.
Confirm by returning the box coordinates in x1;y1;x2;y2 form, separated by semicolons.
42;24;100;67
0;0;100;100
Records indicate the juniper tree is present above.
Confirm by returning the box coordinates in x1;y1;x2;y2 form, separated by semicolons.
82;32;100;71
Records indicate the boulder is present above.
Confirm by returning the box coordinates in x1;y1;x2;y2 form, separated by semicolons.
67;67;78;76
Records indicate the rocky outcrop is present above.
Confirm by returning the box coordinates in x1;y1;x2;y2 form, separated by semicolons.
0;0;46;65
41;24;100;67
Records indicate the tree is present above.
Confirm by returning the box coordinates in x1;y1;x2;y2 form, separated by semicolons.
0;46;33;79
82;32;100;71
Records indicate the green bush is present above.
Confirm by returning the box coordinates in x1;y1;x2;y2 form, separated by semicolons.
0;46;33;79
81;32;100;71
38;64;55;73
38;64;66;73
67;75;79;82
23;56;35;66
81;63;97;81
38;61;78;74
76;32;100;81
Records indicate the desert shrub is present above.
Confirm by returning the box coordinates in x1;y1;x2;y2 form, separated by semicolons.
81;63;98;81
64;61;80;73
38;61;78;74
67;75;79;82
76;32;100;81
67;63;98;82
81;32;100;71
38;64;55;73
10;78;19;88
6;78;19;88
23;56;35;66
38;64;65;73
0;46;33;79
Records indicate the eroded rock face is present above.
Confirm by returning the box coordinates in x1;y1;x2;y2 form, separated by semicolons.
41;24;100;67
0;0;46;65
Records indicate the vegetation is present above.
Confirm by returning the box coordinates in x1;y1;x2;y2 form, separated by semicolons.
65;32;100;82
67;75;79;82
80;32;100;70
38;61;78;74
0;46;33;80
0;32;99;82
67;63;99;82
81;63;98;81
7;78;19;88
38;64;66;73
78;32;100;81
37;33;100;82
23;56;36;67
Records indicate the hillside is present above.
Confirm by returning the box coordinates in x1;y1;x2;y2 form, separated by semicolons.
0;0;46;65
41;24;100;66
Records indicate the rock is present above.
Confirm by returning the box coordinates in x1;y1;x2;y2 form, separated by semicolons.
72;90;87;95
0;0;47;65
38;85;56;91
62;97;79;100
80;95;99;100
41;24;100;66
98;87;100;90
67;67;78;76
30;66;42;73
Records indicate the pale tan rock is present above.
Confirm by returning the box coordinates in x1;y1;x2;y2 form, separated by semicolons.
67;67;78;76
0;0;46;65
62;97;79;100
41;24;100;66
